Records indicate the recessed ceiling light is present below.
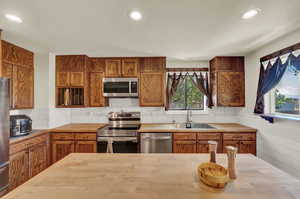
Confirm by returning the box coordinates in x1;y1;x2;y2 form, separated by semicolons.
5;14;23;23
242;9;260;19
130;11;142;21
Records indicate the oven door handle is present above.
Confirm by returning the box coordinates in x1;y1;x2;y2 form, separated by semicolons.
97;137;138;143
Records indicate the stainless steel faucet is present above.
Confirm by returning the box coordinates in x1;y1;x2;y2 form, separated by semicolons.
186;110;192;123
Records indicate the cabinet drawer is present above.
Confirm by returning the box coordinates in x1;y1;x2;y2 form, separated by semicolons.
197;133;221;140
52;133;74;140
173;133;196;140
10;134;49;155
223;133;256;141
75;133;96;141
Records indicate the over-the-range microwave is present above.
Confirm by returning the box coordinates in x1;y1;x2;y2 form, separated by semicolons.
103;78;138;97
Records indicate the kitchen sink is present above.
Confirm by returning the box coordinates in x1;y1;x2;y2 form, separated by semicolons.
175;123;215;129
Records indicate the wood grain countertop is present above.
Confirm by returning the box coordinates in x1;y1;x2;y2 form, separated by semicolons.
9;129;49;145
2;153;299;199
138;123;257;133
51;123;107;133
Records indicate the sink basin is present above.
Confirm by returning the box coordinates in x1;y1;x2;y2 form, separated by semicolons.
175;123;215;129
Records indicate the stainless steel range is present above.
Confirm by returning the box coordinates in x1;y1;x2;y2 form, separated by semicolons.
97;111;140;153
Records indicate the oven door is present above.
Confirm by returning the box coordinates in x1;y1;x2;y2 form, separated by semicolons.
97;137;138;153
103;78;138;97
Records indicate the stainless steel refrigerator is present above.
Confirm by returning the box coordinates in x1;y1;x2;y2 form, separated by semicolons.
0;78;9;196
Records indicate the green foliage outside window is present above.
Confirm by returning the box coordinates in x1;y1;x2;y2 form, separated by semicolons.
170;76;204;110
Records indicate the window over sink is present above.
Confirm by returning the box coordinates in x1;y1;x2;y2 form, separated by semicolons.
166;72;208;112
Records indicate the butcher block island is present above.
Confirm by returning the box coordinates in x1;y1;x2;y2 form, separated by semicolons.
2;153;300;199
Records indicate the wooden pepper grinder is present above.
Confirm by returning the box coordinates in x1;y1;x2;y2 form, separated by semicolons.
208;141;218;163
226;146;238;180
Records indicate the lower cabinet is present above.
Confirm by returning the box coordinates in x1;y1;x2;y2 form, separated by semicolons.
9;133;49;191
9;150;29;191
51;140;75;163
173;141;196;153
223;140;256;155
51;132;97;164
173;132;256;155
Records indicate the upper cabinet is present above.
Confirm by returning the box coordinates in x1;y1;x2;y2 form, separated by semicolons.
87;58;108;107
139;57;166;107
122;58;139;77
209;56;245;107
56;55;88;108
105;58;139;77
105;59;122;77
1;39;34;109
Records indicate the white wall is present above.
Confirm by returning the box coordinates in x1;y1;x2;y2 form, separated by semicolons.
239;28;300;179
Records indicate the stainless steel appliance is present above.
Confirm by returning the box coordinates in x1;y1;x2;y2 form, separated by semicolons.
103;78;138;97
10;115;32;137
0;78;10;196
97;111;140;153
141;133;173;153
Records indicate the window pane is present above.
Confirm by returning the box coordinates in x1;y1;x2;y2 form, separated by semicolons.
274;65;300;115
169;75;204;110
186;76;204;110
170;79;185;109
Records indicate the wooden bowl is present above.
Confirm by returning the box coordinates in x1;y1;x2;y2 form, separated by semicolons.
198;162;229;189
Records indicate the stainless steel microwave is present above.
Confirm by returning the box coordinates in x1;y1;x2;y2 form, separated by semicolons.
103;78;138;97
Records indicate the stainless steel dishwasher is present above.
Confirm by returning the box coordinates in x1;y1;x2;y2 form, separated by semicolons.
140;133;172;153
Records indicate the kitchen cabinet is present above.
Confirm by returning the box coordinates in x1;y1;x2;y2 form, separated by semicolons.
51;140;75;163
105;58;139;77
14;65;34;109
51;132;97;164
173;141;197;153
28;142;48;178
1;40;34;109
89;72;107;107
122;58;139;77
105;59;122;77
210;56;245;107
223;133;256;155
9;133;49;191
172;132;256;155
139;57;166;107
9;150;29;191
56;55;88;107
75;141;97;153
140;73;165;106
140;57;166;73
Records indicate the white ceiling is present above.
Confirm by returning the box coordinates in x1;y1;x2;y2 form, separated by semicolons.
0;0;300;60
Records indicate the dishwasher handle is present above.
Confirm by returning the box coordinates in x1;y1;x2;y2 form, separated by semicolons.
142;136;172;141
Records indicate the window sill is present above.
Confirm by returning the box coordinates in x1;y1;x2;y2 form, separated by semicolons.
260;114;300;123
165;110;209;115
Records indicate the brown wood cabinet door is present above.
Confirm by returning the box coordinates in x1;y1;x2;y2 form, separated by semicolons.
15;65;34;109
89;72;106;107
75;141;97;153
140;73;164;106
140;57;166;73
196;140;222;153
51;140;75;164
57;72;70;87
28;142;48;178
122;59;138;77
9;150;29;191
223;141;240;153
217;72;245;106
1;62;13;108
239;141;256;155
105;59;121;77
70;72;84;86
173;141;196;153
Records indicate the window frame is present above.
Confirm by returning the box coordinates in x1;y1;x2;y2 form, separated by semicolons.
165;72;208;114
